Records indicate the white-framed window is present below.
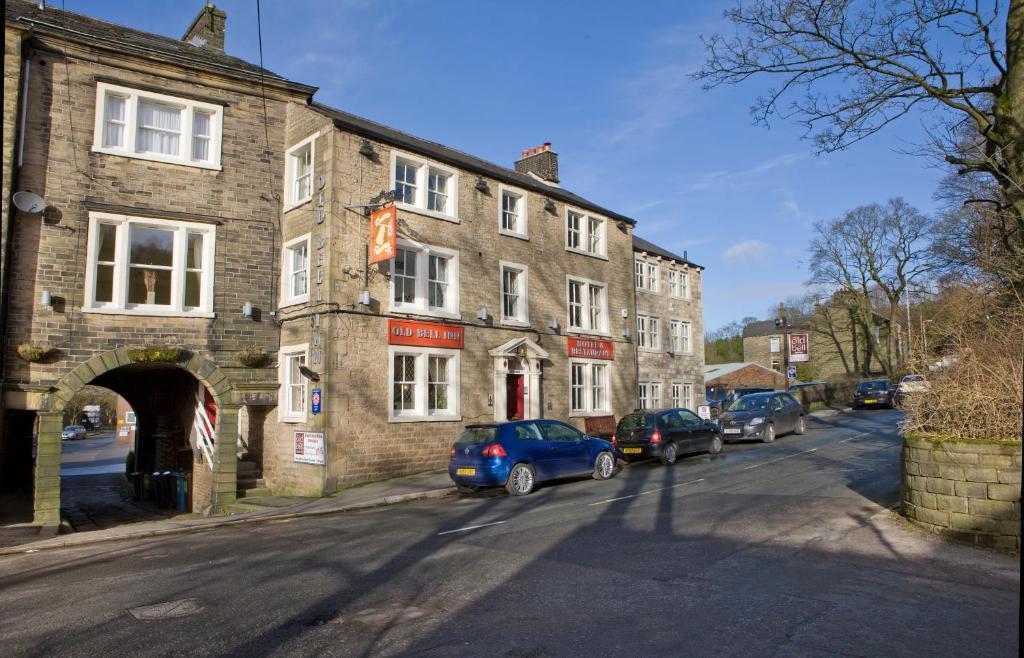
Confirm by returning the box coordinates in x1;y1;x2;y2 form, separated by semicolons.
683;383;693;409
499;185;528;239
390;238;460;318
92;82;222;169
283;133;317;210
279;344;309;423
668;268;690;298
500;261;529;326
280;234;310;307
637;315;660;350
570;360;610;415
669;320;691;353
670;382;694;409
671;383;681;408
83;212;215;317
679;270;689;298
635;259;657;292
390;150;459;221
638;382;661;410
565;208;607;258
388;346;461;422
771;359;782;371
566;276;608;334
770;336;781;353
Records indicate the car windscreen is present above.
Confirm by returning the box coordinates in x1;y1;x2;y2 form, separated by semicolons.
455;427;498;444
857;381;888;392
616;414;651;432
729;396;769;411
903;375;924;382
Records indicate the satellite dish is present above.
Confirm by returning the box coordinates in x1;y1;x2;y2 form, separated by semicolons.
13;191;47;214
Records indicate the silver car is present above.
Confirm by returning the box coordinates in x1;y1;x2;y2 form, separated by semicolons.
61;425;87;440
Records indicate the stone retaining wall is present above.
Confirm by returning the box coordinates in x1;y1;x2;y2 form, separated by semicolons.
901;434;1021;553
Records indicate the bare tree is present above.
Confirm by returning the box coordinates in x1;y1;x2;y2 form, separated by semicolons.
808;198;937;374
696;0;1024;230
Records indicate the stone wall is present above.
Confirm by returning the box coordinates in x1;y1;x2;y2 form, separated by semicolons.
634;251;705;409
901;434;1021;553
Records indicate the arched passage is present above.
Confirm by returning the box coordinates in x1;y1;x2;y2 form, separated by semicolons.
32;348;240;526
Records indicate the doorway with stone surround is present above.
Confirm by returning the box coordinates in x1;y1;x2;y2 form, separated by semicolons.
488;338;548;423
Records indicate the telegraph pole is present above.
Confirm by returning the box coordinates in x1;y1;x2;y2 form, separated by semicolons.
775;302;789;390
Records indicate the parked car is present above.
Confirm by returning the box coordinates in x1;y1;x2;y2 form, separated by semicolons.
718;392;806;443
61;425;87;441
705;386;774;419
449;420;617;496
894;374;929;406
613;408;723;465
853;379;894;408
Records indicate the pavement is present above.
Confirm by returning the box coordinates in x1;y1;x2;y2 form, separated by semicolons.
0;409;1018;657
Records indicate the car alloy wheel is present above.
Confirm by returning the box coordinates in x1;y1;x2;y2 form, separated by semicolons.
661;443;678;466
593;452;615;480
709;434;723;454
506;463;535;496
762;424;775;443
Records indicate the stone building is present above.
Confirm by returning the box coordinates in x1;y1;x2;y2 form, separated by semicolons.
1;1;316;524
632;236;705;411
262;104;639;496
704;362;787;392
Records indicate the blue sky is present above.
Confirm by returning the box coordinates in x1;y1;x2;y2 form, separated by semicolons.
66;0;949;332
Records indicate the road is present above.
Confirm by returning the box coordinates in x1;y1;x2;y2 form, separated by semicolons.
1;410;1018;657
61;431;131;476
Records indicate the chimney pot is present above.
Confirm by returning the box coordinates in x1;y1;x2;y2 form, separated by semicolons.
515;142;559;184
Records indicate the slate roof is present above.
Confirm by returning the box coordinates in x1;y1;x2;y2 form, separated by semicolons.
310;101;637;226
632;235;704;269
6;0;316;92
704;362;778;380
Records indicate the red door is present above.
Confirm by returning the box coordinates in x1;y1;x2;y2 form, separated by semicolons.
506;374;525;420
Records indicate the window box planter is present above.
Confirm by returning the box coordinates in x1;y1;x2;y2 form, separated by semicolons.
126;346;185;363
16;343;56;363
237;345;270;368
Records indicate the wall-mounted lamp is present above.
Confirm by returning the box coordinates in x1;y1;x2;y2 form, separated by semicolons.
359;140;376;158
547;318;559;331
474;176;489;193
544;199;557;214
620;308;629;318
477;306;489;321
622;327;631;339
617;220;629;232
298;365;321;382
40;289;52;307
242;301;253;317
358;290;371;306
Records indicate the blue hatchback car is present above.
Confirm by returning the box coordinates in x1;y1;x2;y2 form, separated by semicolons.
449;419;618;496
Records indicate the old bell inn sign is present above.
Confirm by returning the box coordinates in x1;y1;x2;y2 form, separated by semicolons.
387;319;465;349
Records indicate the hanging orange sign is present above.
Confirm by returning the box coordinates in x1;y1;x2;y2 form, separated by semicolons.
369;205;397;264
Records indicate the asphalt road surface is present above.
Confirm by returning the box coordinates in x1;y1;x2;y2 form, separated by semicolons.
1;410;1018;657
61;431;131;476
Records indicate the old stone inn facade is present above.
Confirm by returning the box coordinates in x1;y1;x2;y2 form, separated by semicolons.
1;1;705;522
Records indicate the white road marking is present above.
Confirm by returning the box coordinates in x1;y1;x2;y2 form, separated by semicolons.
840;432;871;443
437;520;506;535
588;478;706;506
743;448;818;470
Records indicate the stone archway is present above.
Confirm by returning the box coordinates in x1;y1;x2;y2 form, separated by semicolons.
32;348;240;526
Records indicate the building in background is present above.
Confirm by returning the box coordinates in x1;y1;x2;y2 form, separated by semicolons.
704;362;787;394
632;237;705;412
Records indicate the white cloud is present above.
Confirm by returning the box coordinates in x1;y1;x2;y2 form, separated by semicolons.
722;239;774;265
681;153;807;193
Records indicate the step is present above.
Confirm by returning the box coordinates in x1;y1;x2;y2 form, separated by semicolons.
236;486;272;499
236;461;259;474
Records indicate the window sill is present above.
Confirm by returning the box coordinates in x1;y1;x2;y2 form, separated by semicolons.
569;410;612;418
565;247;608;261
637;289;660;296
499;229;529;241
91;146;221;171
279;415;307;424
389;307;461;321
283;198;312;214
389;412;461;423
638;347;662;354
82;307;215;319
396;202;459;224
500;318;531;329
567;328;611;338
279;297;310;310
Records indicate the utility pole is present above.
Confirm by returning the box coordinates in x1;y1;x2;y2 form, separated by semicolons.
904;286;913;361
775;302;789;390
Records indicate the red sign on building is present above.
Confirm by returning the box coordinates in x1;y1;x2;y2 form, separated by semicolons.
369;205;397;264
567;337;614;360
388;319;464;349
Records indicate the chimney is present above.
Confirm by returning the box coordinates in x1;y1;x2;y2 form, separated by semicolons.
515;142;559;185
182;2;227;52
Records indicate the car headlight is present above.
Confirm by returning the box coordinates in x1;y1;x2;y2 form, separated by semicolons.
748;417;764;426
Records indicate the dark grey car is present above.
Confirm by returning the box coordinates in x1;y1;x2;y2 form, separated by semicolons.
717;392;807;443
